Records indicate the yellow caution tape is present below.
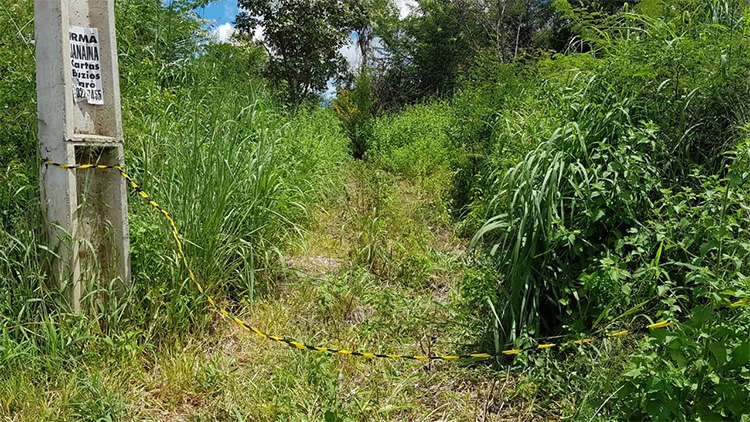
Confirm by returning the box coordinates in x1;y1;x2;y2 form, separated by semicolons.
646;321;674;330
537;343;557;349
42;159;747;362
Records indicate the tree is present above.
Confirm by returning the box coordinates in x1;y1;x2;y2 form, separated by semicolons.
362;0;636;109
365;0;548;108
333;70;376;158
235;0;366;104
368;0;474;108
350;0;397;71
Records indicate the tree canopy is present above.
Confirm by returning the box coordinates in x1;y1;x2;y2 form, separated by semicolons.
235;0;366;104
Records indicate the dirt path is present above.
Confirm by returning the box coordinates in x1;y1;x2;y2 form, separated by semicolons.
134;162;539;421
220;162;530;421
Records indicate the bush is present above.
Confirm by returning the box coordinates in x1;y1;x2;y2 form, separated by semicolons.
472;87;665;341
555;0;750;178
458;1;750;418
333;70;376;159
464;0;750;330
449;59;544;227
618;303;750;420
368;102;464;202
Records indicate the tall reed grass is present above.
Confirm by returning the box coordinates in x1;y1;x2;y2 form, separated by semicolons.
1;3;350;388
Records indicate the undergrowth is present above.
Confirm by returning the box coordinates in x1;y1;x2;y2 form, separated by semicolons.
1;0;351;417
362;1;750;419
2;0;750;420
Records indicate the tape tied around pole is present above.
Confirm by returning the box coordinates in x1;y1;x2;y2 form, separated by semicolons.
41;159;749;362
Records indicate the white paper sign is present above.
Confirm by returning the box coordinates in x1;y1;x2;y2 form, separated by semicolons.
69;26;104;105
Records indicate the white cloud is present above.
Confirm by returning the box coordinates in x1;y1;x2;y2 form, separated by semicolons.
210;21;264;43
394;0;416;19
340;39;361;72
211;22;236;43
253;25;265;42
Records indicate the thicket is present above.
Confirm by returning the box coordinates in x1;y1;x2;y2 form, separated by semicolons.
0;0;349;405
2;0;750;419
365;0;750;418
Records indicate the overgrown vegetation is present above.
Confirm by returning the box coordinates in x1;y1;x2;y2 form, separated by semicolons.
1;0;749;419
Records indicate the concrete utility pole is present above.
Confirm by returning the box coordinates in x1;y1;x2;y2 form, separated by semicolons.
35;0;130;312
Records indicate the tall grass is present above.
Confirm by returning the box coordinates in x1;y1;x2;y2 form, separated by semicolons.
0;1;351;410
574;0;750;177
472;86;663;342
124;82;349;337
367;102;463;203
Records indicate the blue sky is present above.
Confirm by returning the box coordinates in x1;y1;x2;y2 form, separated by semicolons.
198;0;416;43
196;1;238;26
194;0;415;96
194;0;240;42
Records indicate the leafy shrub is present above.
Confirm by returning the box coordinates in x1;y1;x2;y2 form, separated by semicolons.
473;87;665;341
618;145;750;421
617;304;750;420
458;3;750;418
333;70;376;159
368;102;464;202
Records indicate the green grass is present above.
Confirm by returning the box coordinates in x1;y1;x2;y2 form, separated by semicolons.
1;161;538;421
2;0;750;420
367;102;463;206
